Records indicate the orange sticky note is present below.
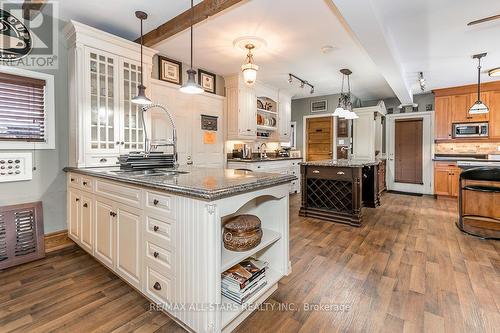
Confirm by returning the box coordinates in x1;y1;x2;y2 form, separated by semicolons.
203;131;216;144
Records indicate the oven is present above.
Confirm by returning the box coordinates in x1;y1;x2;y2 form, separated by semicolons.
453;122;488;138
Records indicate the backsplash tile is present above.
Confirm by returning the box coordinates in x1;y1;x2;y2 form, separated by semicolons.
435;142;500;154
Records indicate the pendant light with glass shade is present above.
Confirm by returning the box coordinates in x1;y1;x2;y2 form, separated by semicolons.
241;44;259;85
180;0;204;94
333;69;358;119
131;11;153;105
469;53;489;115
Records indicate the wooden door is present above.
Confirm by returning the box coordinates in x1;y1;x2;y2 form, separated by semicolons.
489;91;500;139
434;168;451;196
435;96;451;140
451;94;470;123
94;197;115;269
68;190;80;240
468;92;490;122
306;117;333;161
115;204;141;287
394;119;423;184
80;194;93;253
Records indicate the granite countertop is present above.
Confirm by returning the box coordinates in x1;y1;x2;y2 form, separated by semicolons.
64;166;296;201
300;159;380;167
433;154;489;162
227;157;303;163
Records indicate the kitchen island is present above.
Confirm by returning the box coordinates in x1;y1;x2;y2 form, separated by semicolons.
64;166;295;333
299;159;380;226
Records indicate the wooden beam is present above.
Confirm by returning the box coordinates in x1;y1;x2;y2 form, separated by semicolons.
138;0;245;47
22;0;46;21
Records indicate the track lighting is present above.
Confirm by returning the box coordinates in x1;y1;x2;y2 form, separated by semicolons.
288;73;314;94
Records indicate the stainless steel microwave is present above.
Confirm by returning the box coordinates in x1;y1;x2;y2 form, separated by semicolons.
453;122;488;138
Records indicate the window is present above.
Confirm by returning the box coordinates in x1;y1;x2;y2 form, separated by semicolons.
0;67;54;149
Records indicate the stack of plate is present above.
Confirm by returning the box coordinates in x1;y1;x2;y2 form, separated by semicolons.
118;152;175;170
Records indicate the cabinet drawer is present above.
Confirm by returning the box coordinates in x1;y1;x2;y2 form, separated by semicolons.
146;266;173;304
144;216;175;248
145;241;174;274
145;191;174;218
306;167;352;181
95;179;141;207
68;173;81;188
80;176;93;191
86;155;119;167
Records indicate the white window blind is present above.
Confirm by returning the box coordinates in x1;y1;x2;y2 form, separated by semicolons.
0;72;46;142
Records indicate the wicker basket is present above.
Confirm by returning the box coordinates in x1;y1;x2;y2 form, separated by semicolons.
223;215;262;252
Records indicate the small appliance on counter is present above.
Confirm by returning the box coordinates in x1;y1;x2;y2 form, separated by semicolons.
277;147;291;157
232;144;253;159
453;122;488;138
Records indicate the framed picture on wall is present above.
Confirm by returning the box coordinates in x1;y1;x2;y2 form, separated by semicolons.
198;69;216;94
159;56;183;85
311;99;328;113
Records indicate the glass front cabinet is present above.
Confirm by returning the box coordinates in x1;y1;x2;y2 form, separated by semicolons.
65;21;157;167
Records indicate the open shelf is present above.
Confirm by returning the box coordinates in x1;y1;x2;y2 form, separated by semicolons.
256;125;277;132
257;108;276;115
221;267;282;328
221;228;281;273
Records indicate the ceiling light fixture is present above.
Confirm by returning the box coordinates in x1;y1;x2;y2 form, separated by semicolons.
241;44;259;85
489;67;500;77
288;74;314;94
333;69;358;119
180;0;203;94
469;53;489;115
131;11;152;105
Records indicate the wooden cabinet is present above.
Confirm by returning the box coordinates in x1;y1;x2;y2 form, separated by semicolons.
65;21;157;167
278;92;292;142
435;96;451;140
489;90;500;139
434;162;461;197
378;159;386;194
451;94;471;123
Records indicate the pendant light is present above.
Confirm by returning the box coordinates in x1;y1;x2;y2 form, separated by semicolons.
241;44;259;85
131;11;153;105
333;69;358;119
180;0;203;94
469;53;489;114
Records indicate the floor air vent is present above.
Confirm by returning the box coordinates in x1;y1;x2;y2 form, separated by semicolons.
0;202;44;270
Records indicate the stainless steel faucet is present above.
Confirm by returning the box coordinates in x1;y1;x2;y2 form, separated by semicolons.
259;142;267;159
140;104;178;168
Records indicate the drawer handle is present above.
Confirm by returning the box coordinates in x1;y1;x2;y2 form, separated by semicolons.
153;251;159;258
337;171;345;175
83;203;88;208
83;181;88;186
70;178;76;182
153;225;159;232
99;158;107;163
153;282;162;291
153;199;159;206
109;212;116;217
312;170;320;174
75;198;80;202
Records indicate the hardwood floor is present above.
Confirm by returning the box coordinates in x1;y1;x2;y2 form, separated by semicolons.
1;193;499;333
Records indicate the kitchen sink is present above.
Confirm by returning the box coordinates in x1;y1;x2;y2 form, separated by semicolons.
107;169;189;177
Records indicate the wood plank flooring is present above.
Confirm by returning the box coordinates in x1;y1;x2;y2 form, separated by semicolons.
0;193;499;333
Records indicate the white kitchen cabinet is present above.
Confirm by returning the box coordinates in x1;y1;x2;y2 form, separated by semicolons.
115;203;142;288
68;188;93;253
79;193;93;253
68;189;80;240
65;21;157;167
94;196;115;270
352;101;386;160
278;92;292;142
225;74;257;140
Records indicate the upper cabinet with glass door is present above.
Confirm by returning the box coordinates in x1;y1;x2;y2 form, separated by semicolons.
65;20;157;167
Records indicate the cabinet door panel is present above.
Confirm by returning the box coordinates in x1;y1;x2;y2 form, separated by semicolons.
80;194;93;253
434;169;451;196
451;94;470;123
68;190;80;240
115;206;141;287
279;94;292;141
489;91;500;139
435;96;451;140
450;170;460;197
94;198;114;269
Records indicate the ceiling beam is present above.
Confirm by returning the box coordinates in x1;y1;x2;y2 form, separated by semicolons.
331;0;413;104
22;0;46;21
138;0;245;47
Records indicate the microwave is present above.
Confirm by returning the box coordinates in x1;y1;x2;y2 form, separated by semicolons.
453;122;488;138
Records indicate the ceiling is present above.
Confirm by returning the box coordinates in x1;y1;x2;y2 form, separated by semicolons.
58;0;203;41
151;0;395;100
361;0;500;93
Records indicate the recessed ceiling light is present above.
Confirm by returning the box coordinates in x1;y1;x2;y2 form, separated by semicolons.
321;45;335;54
489;67;500;77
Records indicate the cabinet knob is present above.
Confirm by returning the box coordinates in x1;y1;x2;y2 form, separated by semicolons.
337;171;345;175
99;158;107;163
109;211;116;217
153;225;159;232
83;203;88;208
153;282;162;291
312;170;320;174
75;198;80;202
83;181;88;186
70;178;75;182
153;199;159;206
121;141;124;145
247;129;251;132
116;141;120;145
153;251;159;258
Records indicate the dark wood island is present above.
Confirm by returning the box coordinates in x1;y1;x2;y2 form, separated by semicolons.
299;159;381;226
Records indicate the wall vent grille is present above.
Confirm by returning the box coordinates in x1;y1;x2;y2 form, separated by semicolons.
0;202;44;270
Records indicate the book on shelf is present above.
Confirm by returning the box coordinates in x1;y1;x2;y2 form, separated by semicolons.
222;272;266;294
221;258;268;290
222;277;268;305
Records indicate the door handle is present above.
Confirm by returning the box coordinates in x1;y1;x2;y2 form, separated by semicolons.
153;251;159;258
